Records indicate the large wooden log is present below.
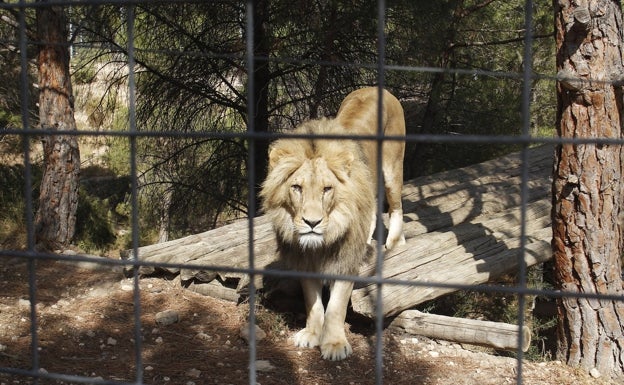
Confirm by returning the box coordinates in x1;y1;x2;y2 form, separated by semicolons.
389;310;531;352
123;145;554;318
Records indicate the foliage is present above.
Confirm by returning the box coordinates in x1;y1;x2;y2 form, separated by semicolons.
73;166;132;253
0;8;38;134
74;187;117;252
0;165;29;249
71;51;98;85
397;0;555;176
2;0;556;245
0;161;42;249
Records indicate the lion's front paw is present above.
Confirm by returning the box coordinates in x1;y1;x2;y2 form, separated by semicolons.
320;337;352;361
294;328;320;348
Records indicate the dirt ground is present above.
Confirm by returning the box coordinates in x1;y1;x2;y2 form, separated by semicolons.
0;256;619;385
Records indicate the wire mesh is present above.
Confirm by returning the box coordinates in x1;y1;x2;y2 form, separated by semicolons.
2;1;624;384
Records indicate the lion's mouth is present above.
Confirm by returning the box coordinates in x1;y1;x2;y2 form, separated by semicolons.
298;232;324;249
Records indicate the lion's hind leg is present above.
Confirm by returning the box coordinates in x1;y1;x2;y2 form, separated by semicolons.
320;280;354;361
294;278;324;349
382;145;405;250
386;205;405;250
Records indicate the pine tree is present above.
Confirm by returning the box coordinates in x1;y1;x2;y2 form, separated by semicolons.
35;4;80;249
552;0;624;377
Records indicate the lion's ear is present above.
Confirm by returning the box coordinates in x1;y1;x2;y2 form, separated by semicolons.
342;151;355;173
329;150;355;181
268;144;289;171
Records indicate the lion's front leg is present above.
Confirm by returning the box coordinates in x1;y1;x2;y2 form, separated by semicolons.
320;279;354;361
294;278;324;348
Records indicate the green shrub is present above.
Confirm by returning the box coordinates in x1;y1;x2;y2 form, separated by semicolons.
74;187;116;253
0;164;41;249
71;54;97;85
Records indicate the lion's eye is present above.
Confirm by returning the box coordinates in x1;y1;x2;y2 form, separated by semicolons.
291;184;302;193
323;186;333;194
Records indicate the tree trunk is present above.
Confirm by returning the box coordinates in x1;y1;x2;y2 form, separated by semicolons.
157;187;173;243
35;4;80;249
250;0;270;214
553;0;624;377
309;3;338;119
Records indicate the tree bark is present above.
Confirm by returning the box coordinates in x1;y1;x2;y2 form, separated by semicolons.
250;0;271;214
157;186;173;243
35;3;80;249
553;0;624;377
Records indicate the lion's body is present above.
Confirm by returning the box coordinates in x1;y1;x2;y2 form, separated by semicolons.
336;87;406;250
260;87;406;361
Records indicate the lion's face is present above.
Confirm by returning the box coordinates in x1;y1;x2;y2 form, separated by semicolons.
260;120;372;253
282;157;347;249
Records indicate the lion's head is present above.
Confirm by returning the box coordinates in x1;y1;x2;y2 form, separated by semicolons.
260;119;374;271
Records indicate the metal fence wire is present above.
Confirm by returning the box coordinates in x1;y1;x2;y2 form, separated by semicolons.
2;0;624;384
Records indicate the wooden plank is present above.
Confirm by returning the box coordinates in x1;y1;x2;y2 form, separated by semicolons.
351;227;552;317
401;145;552;235
351;193;552;317
121;216;275;276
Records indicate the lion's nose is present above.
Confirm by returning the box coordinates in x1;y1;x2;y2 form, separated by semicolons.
303;218;322;229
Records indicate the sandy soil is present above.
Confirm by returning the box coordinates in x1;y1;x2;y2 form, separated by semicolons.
0;257;619;385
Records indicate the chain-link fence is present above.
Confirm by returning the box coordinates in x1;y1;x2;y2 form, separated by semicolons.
1;0;623;384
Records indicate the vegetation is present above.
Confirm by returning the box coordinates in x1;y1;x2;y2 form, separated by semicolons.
54;0;555;240
2;4;556;235
0;165;35;249
417;267;559;361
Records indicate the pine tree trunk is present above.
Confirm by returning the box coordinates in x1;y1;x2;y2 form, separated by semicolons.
553;0;624;377
35;4;80;249
157;187;173;243
250;0;270;214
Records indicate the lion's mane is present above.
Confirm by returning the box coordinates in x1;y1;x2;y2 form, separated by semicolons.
260;119;374;276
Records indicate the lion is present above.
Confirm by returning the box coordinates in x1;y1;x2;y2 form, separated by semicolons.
260;87;406;361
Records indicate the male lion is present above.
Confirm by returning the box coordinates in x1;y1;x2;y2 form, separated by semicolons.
260;87;405;361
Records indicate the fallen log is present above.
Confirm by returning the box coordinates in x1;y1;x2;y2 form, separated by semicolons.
389;310;531;352
122;145;554;318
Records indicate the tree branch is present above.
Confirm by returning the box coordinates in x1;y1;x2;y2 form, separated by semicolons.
450;33;554;49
